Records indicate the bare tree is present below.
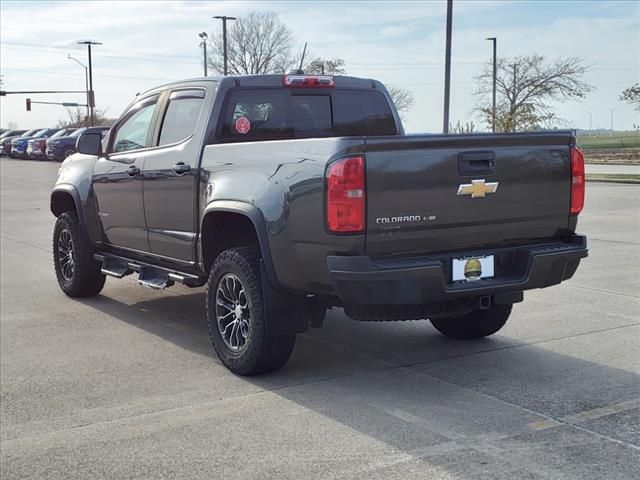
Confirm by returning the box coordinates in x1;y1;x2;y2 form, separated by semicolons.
7;121;18;130
474;55;593;132
304;57;346;75
449;120;477;134
620;83;640;111
387;85;415;120
208;11;295;75
57;107;115;128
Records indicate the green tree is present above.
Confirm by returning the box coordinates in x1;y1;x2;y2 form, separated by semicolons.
474;55;593;132
620;83;640;111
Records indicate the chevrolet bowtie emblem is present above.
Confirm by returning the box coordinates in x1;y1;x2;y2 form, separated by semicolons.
457;179;499;198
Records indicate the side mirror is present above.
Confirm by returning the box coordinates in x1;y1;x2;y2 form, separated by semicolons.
76;132;103;156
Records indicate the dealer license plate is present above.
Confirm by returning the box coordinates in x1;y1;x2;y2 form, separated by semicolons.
452;255;494;282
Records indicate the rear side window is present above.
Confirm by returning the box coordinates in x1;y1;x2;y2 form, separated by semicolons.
220;88;396;142
332;90;397;136
159;89;205;146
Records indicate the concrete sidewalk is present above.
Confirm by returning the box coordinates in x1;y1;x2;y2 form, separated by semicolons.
586;164;640;175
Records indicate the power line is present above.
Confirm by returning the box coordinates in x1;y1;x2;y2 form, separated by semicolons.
1;67;176;82
2;45;202;66
1;41;198;61
3;42;636;73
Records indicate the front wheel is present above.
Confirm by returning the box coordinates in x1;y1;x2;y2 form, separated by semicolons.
205;247;296;375
430;304;512;340
63;148;75;159
53;211;106;297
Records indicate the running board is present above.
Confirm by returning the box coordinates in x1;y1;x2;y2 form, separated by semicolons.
94;253;205;289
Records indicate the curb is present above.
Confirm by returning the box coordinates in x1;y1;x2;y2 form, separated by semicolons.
586;178;640;185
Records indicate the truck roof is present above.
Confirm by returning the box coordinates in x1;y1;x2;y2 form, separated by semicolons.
138;74;381;98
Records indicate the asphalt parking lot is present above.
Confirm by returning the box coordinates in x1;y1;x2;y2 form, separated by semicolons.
1;157;638;479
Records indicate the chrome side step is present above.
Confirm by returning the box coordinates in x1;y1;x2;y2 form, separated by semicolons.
101;257;133;279
94;253;205;289
138;267;174;290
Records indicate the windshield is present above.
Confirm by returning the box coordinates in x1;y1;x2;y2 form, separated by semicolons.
20;130;38;137
69;128;87;138
30;129;48;138
49;130;67;140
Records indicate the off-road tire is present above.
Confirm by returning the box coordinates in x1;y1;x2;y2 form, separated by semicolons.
430;304;512;340
206;247;296;375
53;211;106;297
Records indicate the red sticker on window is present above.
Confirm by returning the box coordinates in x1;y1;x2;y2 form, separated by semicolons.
235;116;251;134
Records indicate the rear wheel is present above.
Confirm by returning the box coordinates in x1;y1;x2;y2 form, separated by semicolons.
53;211;106;297
430;304;512;340
205;247;296;375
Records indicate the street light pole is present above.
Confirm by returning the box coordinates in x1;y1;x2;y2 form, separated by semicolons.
585;110;592;136
77;40;102;126
442;0;453;134
486;37;497;133
68;55;90;126
213;15;236;76
610;106;621;136
199;32;208;76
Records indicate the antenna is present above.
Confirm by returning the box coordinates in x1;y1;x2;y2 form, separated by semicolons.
298;42;307;73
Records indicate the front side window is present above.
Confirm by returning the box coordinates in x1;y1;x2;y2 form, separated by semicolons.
112;97;158;153
158;89;205;146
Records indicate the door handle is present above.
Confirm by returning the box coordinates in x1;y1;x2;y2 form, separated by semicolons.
172;162;191;174
459;151;496;176
127;165;140;176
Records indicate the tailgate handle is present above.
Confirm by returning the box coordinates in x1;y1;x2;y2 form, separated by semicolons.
459;151;496;176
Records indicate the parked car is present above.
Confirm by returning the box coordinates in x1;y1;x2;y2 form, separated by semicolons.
12;128;59;159
46;126;110;162
51;74;587;375
27;128;76;160
0;130;28;156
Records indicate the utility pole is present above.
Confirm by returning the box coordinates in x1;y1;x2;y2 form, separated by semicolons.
213;15;236;75
442;0;453;134
610;106;621;136
199;32;208;76
68;55;90;126
486;37;497;132
77;40;101;126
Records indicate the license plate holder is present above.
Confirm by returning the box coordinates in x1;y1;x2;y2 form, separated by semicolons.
452;255;494;282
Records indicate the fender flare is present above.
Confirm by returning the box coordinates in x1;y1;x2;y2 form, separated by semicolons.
200;200;280;290
50;184;83;220
200;200;308;336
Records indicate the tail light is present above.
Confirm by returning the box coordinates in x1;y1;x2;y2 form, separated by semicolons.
326;156;365;233
283;75;335;88
570;147;585;215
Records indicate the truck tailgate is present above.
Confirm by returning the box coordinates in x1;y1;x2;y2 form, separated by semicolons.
364;132;573;256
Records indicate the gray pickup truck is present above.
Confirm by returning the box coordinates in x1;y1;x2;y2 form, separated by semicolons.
51;73;588;375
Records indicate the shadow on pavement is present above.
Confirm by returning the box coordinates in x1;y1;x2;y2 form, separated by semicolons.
78;290;640;479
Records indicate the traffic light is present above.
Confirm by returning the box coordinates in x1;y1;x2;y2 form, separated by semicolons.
26;98;31;111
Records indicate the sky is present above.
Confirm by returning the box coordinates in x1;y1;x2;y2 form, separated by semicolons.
1;0;638;134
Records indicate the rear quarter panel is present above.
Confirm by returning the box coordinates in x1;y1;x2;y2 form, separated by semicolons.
199;137;366;293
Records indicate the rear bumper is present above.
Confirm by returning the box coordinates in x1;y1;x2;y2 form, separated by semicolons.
327;235;588;305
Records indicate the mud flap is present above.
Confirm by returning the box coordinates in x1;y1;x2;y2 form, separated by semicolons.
260;260;309;336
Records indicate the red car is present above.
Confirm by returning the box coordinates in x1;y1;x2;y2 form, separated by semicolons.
27;128;75;160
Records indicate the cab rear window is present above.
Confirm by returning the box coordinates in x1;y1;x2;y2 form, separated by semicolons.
220;89;397;142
